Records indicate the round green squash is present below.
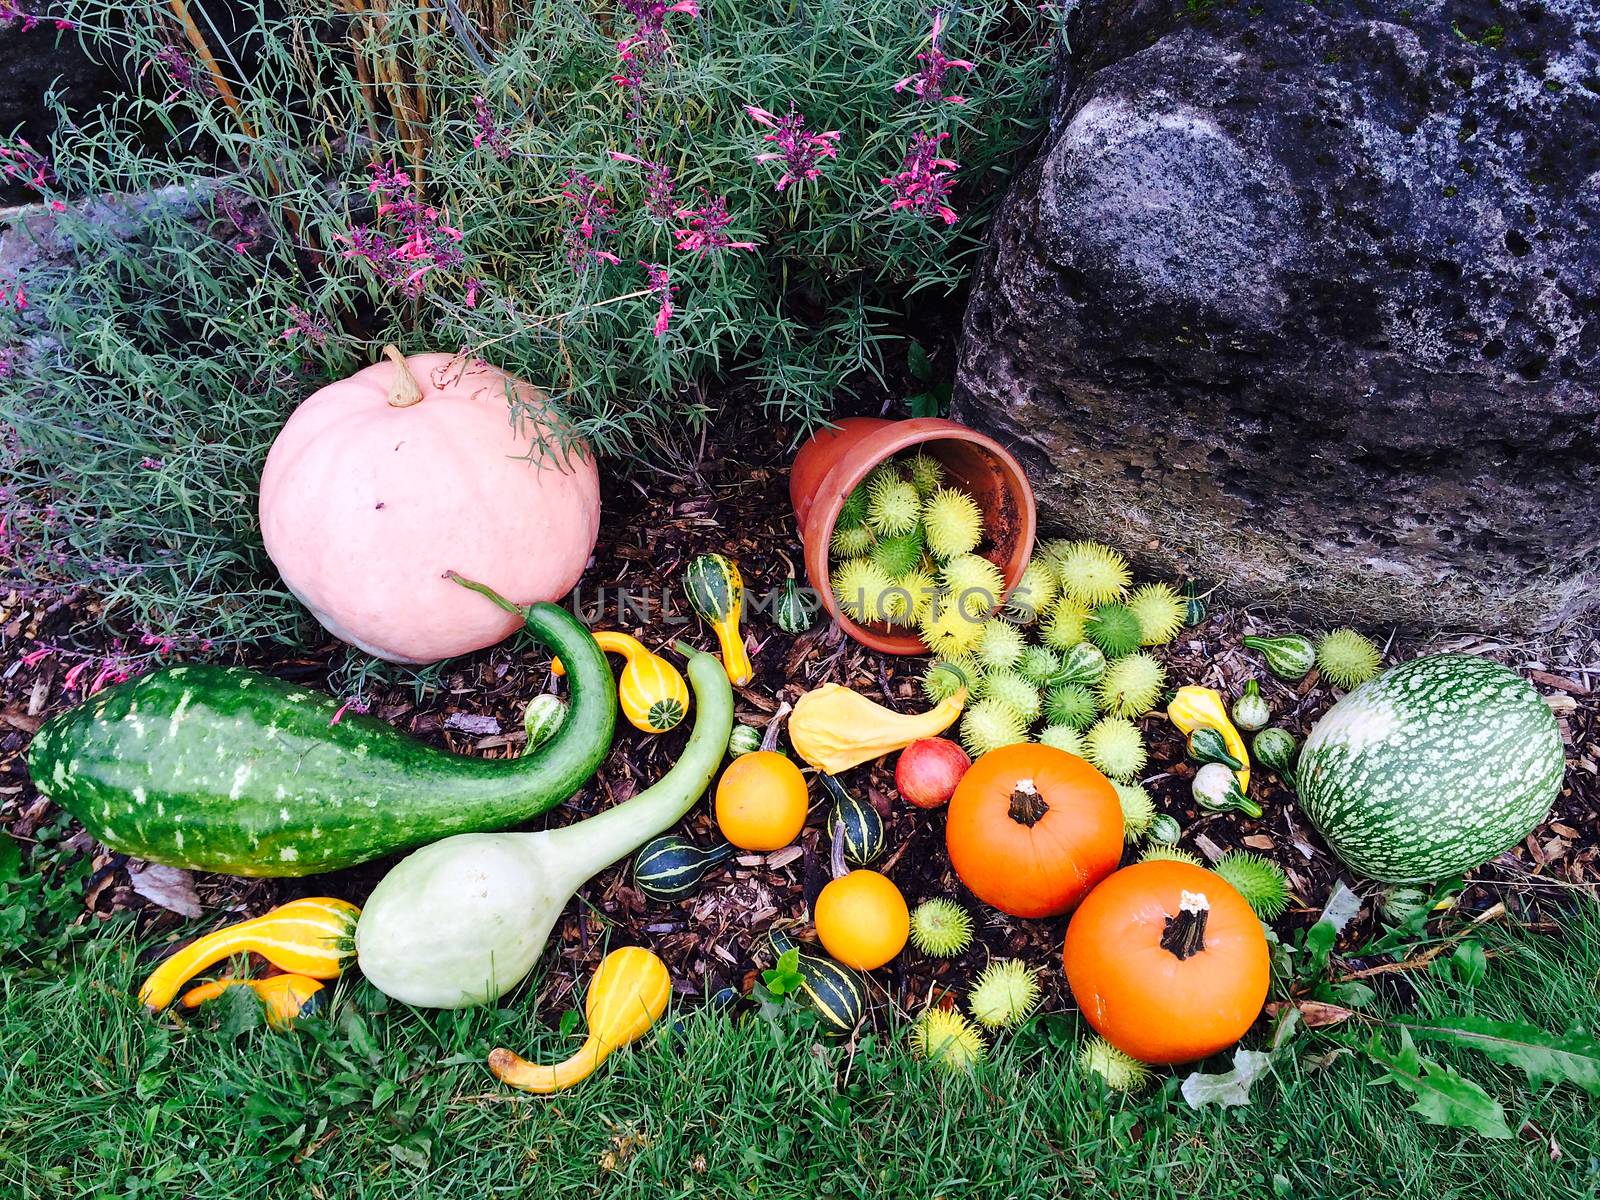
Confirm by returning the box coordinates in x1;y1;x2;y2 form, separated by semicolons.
1296;654;1563;883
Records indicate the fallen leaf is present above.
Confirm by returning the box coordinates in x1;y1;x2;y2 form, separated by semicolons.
1194;834;1227;862
1520;1120;1563;1162
128;863;202;918
1293;1000;1356;1029
0;708;41;734
1242;834;1276;851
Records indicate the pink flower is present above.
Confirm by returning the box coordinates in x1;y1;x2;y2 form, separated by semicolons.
471;96;510;159
339;162;467;297
609;152;677;220
139;456;164;470
330;694;371;726
744;104;841;192
561;172;621;270
612;0;701;113
642;262;674;337
0;138;51;191
894;12;975;105
671;192;757;256
881;131;959;225
281;304;332;345
464;277;481;308
19;646;52;668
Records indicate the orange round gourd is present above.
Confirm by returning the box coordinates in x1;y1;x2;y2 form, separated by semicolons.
714;751;809;851
814;869;909;970
1062;861;1269;1064
944;743;1123;918
259;349;600;663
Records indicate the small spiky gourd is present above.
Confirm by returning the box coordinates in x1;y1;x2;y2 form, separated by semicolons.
1096;653;1167;718
830;525;875;558
837;484;870;530
975;620;1027;671
1214;851;1291;920
1038;724;1087;756
1052;541;1131;605
1113;781;1157;839
1127;581;1187;646
1316;628;1382;689
909;899;974;957
912;1008;987;1074
922;487;983;560
923;656;979;704
1078;1037;1151;1093
833;558;896;623
1017;644;1063;685
1045;682;1097;730
1140;844;1202;866
968;960;1041;1030
960;698;1028;758
872;528;926;579
1004;560;1058;624
905;451;945;498
919;599;985;658
981;669;1041;723
1084;716;1147;781
867;476;921;536
1042;600;1091;650
942;554;1005;618
897;568;939;625
1085;603;1144;658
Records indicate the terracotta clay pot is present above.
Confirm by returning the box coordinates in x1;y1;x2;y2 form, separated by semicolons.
790;416;1036;655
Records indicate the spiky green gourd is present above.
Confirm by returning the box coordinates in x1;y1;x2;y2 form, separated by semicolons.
1044;682;1097;730
1096;653;1166;718
922;487;983;560
909;898;973;957
905;451;945;498
1213;852;1290;920
968;960;1040;1029
1296;654;1564;883
898;568;938;625
1084;716;1146;781
912;1008;987;1073
981;669;1041;723
975;620;1026;671
1113;781;1157;839
1041;599;1091;650
1078;1037;1151;1093
960;698;1028;758
923;656;980;705
1085;603;1143;658
1038;724;1088;757
1127;582;1186;646
942;554;1005;618
830;525;875;558
1055;643;1107;687
1231;680;1271;732
1004;560;1058;625
1051;541;1131;605
1243;634;1317;682
867;476;921;536
833;558;896;624
1316;628;1382;690
920;599;985;659
1140;844;1201;866
872;528;926;579
837;483;870;530
1013;645;1058;686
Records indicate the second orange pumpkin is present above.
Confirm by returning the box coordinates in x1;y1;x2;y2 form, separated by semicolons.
945;743;1124;918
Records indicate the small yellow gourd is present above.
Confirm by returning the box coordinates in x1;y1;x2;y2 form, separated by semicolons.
684;554;754;686
1166;685;1251;790
179;974;325;1029
488;946;671;1094
789;683;967;774
553;630;690;734
137;897;360;1012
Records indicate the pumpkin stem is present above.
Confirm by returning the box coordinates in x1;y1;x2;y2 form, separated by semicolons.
382;344;425;407
1159;890;1211;961
1007;778;1050;827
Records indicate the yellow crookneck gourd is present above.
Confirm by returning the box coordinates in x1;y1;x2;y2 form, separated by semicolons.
553;630;690;734
1166;685;1251;790
137;897;360;1012
179;974;325;1029
488;947;671;1094
790;683;967;774
683;554;754;687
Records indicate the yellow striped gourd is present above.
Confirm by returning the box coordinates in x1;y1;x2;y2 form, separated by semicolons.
683;554;754;686
488;947;671;1093
554;631;690;734
179;974;325;1029
137;897;360;1011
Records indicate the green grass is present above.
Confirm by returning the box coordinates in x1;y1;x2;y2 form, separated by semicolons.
4;898;1599;1199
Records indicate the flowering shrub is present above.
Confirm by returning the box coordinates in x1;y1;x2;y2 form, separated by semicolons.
0;0;1058;650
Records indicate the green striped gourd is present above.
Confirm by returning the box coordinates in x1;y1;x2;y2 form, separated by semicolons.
1243;634;1316;681
773;578;816;634
1296;654;1563;883
633;834;737;901
1054;643;1107;687
767;928;865;1038
821;773;886;866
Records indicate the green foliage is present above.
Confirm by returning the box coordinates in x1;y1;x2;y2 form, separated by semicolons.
1365;1028;1514;1139
761;948;806;997
0;0;1057;649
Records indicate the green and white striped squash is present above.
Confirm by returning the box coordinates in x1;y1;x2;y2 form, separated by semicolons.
1296;654;1563;883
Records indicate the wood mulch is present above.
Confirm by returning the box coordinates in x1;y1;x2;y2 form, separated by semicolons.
1;405;1597;1030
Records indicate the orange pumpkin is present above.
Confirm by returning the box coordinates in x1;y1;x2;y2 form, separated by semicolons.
260;348;600;664
1062;860;1269;1064
944;743;1123;918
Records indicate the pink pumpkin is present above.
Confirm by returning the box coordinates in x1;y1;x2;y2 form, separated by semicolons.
260;348;600;663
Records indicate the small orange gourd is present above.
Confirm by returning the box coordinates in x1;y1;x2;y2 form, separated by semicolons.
814;869;909;970
715;750;809;851
945;743;1123;918
1062;860;1270;1064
